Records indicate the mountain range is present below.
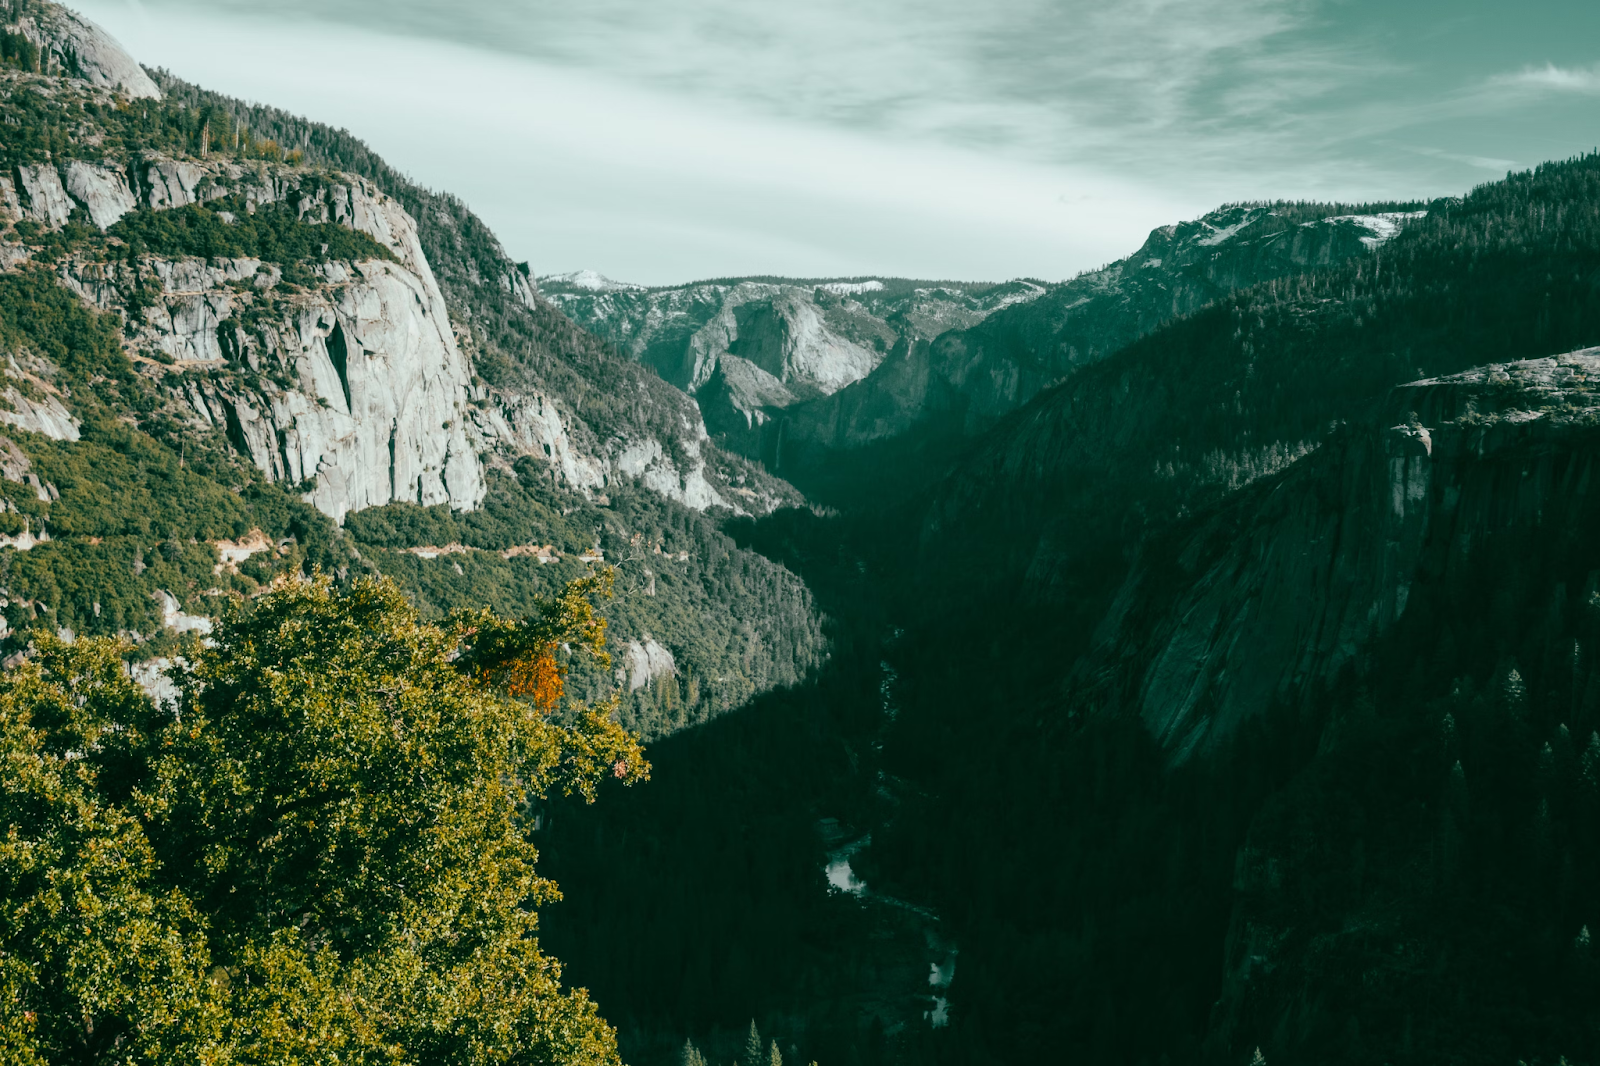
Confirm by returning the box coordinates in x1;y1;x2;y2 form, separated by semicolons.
1;4;1598;1065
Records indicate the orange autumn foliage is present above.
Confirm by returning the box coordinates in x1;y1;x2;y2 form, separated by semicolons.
504;648;564;713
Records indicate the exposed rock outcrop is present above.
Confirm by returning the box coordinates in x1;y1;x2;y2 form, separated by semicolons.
616;637;677;691
65;160;139;230
16;163;72;228
0;368;79;440
6;4;161;100
49;172;487;522
544;275;1043;459
1077;347;1600;761
769;208;1425;472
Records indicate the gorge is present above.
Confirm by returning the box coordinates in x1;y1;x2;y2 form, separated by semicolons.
0;3;1598;1065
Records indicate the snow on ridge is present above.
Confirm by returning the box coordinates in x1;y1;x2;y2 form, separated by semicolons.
1321;211;1429;250
820;280;885;295
989;280;1047;310
1194;209;1266;247
540;269;646;292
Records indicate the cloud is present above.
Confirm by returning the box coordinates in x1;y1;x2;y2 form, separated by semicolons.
94;0;1382;178
1494;62;1600;94
67;0;1199;284
1405;146;1521;173
65;0;1600;282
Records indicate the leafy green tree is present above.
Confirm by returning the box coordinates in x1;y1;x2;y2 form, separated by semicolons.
0;572;647;1064
0;635;219;1061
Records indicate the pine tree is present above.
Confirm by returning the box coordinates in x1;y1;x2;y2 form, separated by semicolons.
742;1021;763;1066
768;1039;784;1066
682;1039;708;1066
1447;761;1470;822
1441;760;1470;881
1582;732;1600;797
1440;712;1460;767
1501;666;1527;719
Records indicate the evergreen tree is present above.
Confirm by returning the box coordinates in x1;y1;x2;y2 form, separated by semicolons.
682;1039;708;1066
1501;666;1527;719
1440;712;1460;767
768;1039;784;1066
742;1021;763;1066
1582;732;1600;797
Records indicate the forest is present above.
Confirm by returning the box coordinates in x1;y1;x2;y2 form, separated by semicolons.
6;10;1600;1060
534;153;1600;1066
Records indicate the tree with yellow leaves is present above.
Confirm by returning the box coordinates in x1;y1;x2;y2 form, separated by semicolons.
0;570;646;1064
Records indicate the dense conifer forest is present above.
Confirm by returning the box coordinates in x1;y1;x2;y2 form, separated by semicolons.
537;153;1600;1066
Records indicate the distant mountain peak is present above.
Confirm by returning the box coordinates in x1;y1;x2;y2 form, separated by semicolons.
538;269;646;293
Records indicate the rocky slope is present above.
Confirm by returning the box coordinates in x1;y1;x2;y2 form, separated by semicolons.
3;0;160;100
1078;349;1600;760
0;8;823;736
142;84;801;522
0;62;791;525
763;206;1424;481
543;273;1045;461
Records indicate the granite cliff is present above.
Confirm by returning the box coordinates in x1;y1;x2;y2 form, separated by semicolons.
543;273;1045;462
1077;350;1600;760
763;206;1423;481
3;0;160;100
0;7;822;736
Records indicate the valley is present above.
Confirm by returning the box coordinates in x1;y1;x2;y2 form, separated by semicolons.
0;3;1598;1064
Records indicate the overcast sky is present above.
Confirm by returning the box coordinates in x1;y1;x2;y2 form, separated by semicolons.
65;0;1600;286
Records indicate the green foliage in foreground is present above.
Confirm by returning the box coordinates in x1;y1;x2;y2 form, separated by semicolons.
0;572;645;1064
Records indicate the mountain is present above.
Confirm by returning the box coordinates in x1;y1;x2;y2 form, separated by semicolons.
850;152;1600;1064
0;2;823;741
5;2;1600;1063
531;158;1600;1065
543;274;1046;464
768;206;1423;480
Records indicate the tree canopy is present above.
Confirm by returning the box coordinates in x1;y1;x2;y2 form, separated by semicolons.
0;570;645;1064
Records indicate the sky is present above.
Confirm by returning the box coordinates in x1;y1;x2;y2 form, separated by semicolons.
64;0;1600;286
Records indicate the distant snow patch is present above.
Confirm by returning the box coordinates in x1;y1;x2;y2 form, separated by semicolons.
1196;210;1265;247
540;269;645;292
820;280;885;295
1318;211;1428;250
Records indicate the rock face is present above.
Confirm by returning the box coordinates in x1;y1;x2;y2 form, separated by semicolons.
15;163;73;229
543;275;1045;459
0;357;79;441
34;160;488;523
767;207;1425;472
7;5;161;99
616;637;677;691
64;161;139;230
1077;348;1600;761
0;132;774;525
178;259;484;523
